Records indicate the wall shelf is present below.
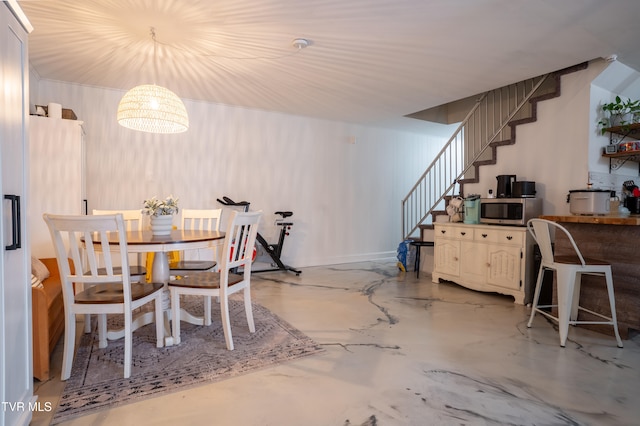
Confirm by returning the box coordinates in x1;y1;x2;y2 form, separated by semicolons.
603;122;640;139
602;123;640;172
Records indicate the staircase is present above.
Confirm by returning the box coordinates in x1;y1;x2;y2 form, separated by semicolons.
401;62;588;240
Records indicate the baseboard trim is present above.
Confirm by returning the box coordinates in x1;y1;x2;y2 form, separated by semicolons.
294;251;397;268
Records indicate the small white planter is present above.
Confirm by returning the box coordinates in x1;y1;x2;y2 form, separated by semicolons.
150;215;173;236
610;112;634;127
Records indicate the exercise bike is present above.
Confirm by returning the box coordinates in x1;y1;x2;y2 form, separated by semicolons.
217;196;302;275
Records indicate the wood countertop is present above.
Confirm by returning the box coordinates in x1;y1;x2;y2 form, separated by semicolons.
540;214;640;225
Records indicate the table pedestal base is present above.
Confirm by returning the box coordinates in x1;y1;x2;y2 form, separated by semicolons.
105;298;207;346
152;252;170;284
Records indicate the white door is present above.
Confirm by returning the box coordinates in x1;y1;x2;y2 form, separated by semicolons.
1;2;34;425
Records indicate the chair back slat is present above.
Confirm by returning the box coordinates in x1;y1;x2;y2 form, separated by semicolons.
98;230;116;275
221;210;261;275
81;230;99;275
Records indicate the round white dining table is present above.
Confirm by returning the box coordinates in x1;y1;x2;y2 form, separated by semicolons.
118;229;225;284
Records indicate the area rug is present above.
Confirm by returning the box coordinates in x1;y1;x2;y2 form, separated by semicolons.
52;296;324;424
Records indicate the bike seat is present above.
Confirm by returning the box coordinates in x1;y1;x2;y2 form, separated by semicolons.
275;211;293;218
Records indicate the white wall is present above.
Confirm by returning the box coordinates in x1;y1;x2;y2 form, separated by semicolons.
32;80;449;267
588;61;640;195
464;59;633;216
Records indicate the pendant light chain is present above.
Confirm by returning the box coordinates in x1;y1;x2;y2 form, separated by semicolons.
150;27;158;86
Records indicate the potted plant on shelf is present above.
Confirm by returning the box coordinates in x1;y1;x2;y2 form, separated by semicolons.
598;96;640;134
143;195;179;235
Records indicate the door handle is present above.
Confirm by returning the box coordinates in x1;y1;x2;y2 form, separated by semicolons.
4;194;21;250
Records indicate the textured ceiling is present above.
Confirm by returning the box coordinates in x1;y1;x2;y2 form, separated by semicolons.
21;0;640;131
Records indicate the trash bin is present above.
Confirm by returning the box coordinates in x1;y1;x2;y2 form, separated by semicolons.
396;240;416;272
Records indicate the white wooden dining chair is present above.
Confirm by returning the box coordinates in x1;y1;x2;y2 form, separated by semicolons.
92;209;147;281
44;213;164;380
169;208;223;276
526;218;623;348
168;210;261;349
90;209;149;334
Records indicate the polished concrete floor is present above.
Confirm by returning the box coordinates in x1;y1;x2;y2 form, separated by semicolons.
32;260;640;425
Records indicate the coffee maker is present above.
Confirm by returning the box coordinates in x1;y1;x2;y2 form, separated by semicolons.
463;195;481;224
496;175;516;198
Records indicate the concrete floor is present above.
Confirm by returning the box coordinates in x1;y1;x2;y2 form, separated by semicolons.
32;260;640;425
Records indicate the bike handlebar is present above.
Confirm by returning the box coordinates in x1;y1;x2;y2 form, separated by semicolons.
217;196;250;207
218;196;293;218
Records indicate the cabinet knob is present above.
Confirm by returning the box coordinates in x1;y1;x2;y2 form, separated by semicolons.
506;235;513;240
482;233;488;238
441;230;446;234
460;232;466;236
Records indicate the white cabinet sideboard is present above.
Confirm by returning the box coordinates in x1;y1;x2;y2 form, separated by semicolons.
432;222;536;305
1;2;34;425
29;116;85;258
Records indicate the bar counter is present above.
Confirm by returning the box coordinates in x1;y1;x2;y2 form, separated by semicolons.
540;214;640;226
540;214;640;339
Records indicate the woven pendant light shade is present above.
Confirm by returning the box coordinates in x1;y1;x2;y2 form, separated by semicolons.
117;84;189;134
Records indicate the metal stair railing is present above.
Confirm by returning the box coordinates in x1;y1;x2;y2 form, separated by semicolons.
401;74;549;240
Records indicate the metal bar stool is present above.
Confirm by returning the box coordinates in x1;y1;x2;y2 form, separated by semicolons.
526;218;623;348
410;240;434;278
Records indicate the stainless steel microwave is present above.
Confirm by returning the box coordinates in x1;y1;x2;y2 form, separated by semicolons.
479;198;542;226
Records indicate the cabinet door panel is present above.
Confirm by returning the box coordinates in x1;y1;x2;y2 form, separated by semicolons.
434;239;460;276
460;241;487;284
487;245;521;290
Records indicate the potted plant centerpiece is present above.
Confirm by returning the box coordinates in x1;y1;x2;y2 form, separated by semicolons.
598;96;640;134
143;195;179;235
